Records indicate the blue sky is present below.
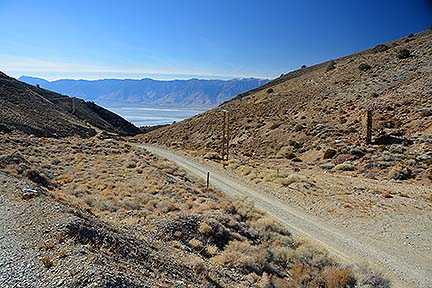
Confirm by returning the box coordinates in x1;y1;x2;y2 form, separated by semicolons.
0;0;431;80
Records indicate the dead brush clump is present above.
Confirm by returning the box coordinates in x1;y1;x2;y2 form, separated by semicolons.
324;267;357;288
198;221;213;235
274;174;307;187
146;197;360;287
356;265;391;288
40;256;55;268
157;160;185;176
188;238;204;250
37;241;55;250
156;199;180;213
57;249;68;258
253;216;291;238
232;198;264;222
212;240;267;274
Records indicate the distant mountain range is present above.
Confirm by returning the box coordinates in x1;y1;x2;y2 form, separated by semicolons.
19;76;269;108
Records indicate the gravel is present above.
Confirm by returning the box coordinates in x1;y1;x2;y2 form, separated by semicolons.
0;178;40;287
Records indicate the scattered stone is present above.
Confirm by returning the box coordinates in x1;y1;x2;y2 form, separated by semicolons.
333;162;354;171
350;147;366;159
416;152;432;161
21;188;42;200
381;153;400;162
323;149;337;159
24;169;50;187
126;161;137;169
320;163;335;170
388;165;413;180
0;153;29;168
203;152;221;160
417;107;432;117
382;191;393;198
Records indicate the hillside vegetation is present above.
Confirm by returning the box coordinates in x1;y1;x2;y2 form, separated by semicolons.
0;132;387;287
144;30;432;182
0;72;141;137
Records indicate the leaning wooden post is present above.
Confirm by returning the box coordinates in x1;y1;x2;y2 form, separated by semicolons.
366;110;373;145
226;112;230;161
206;172;210;190
221;112;226;160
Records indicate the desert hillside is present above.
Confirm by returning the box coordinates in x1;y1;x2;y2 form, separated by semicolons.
144;30;432;182
0;72;141;137
0;132;388;287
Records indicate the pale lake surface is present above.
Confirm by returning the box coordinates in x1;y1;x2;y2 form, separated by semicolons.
106;106;206;127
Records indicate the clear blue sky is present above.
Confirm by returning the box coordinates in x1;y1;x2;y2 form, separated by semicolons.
1;0;431;80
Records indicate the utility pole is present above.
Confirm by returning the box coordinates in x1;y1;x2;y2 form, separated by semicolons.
221;109;229;162
226;111;230;161
366;109;373;145
221;111;226;160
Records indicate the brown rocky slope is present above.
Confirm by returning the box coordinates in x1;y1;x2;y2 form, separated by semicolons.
0;72;141;137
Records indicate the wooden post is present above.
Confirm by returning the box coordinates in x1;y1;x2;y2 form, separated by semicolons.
206;172;210;190
226;112;229;161
221;112;226;160
366;110;373;145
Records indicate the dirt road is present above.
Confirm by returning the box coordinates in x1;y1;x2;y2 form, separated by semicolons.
140;144;432;288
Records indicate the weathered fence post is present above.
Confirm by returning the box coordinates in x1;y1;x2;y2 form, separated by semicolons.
366;110;373;145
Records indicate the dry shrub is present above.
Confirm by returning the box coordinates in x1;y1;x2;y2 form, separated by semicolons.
289;243;334;269
37;241;55;250
189;238;204;250
57;249;68;258
40;256;54;268
269;246;292;267
253;216;290;236
98;201;119;212
156;199;179;212
324;149;337;159
233;199;264;222
238;165;253;176
288;262;311;286
206;245;219;256
324;267;356;288
120;198;142;210
191;258;206;275
25;168;50;187
198;221;213;235
171;240;183;249
426;168;432;181
212;240;267;274
263;174;274;182
256;273;272;288
356;266;391;288
275;174;307;187
270;275;291;288
83;195;97;207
